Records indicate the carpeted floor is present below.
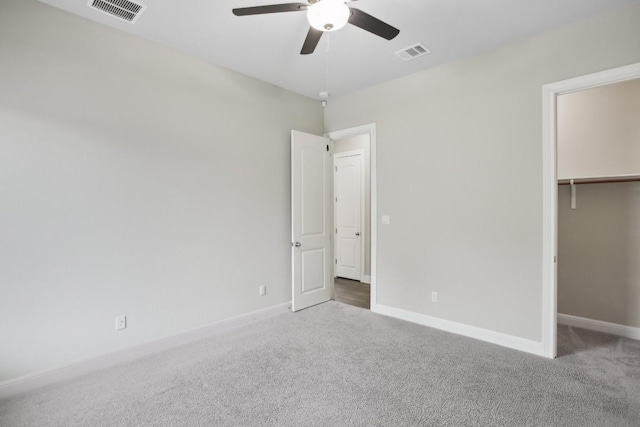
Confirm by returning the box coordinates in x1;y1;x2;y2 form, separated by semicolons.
1;301;639;426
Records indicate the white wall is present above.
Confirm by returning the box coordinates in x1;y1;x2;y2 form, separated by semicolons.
333;134;371;277
325;4;640;342
0;0;322;382
558;78;640;179
558;183;640;328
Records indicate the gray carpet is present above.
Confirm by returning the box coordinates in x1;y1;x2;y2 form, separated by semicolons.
1;302;639;426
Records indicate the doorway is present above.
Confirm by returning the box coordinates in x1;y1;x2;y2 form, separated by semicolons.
541;62;640;359
327;124;376;310
291;124;377;312
556;78;640;357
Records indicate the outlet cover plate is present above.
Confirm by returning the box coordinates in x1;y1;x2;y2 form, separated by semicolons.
115;315;126;330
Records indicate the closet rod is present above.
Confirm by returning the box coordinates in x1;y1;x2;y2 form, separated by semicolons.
558;175;640;185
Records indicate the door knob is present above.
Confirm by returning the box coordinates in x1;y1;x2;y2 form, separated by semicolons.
294;242;301;247
355;232;360;236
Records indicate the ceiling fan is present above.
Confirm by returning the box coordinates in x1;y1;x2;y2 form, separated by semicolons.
232;0;400;55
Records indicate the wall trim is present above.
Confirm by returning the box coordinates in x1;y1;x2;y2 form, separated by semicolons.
558;313;640;341
0;302;291;399
372;304;544;357
362;275;371;284
541;62;640;360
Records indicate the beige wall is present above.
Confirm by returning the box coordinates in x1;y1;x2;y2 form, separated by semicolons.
0;0;322;382
558;78;640;179
334;134;371;277
558;183;640;327
325;4;640;341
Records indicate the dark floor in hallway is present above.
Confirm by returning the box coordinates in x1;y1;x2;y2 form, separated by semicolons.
334;277;370;309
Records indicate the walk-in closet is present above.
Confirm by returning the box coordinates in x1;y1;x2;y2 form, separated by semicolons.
556;78;640;345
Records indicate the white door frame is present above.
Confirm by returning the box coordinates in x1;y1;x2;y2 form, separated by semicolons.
333;149;366;282
541;62;640;359
326;124;377;308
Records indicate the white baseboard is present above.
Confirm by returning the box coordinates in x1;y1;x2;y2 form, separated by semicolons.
371;304;544;357
362;275;371;284
0;302;291;399
558;313;640;340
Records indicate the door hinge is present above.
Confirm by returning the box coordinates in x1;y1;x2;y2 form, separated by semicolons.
335;259;337;264
326;144;329;152
335;228;337;234
335;166;337;172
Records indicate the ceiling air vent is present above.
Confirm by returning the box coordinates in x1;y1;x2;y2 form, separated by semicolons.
88;0;146;23
395;43;430;61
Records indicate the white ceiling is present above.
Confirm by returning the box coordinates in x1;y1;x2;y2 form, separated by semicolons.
39;0;639;99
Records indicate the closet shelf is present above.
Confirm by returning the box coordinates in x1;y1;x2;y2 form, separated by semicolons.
558;174;640;185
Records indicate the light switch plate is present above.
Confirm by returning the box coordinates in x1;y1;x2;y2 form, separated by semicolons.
382;215;391;225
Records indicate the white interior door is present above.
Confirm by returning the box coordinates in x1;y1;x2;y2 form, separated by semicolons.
291;130;332;312
334;153;362;280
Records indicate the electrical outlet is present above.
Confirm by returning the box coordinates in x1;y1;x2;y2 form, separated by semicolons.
259;285;266;296
431;292;438;303
115;315;126;330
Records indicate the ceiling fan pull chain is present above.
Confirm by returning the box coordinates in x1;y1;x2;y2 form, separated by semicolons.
325;32;330;99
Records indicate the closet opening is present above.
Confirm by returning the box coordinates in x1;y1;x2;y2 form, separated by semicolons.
541;63;640;359
556;78;640;356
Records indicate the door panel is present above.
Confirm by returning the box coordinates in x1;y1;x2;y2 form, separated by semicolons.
301;148;325;236
335;153;362;280
339;237;356;267
291;130;332;311
301;248;325;294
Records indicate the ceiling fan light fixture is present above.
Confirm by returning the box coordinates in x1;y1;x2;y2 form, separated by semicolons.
307;0;349;32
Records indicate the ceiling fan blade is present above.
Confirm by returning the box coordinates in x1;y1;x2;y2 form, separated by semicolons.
347;8;399;40
232;3;308;16
300;27;323;55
